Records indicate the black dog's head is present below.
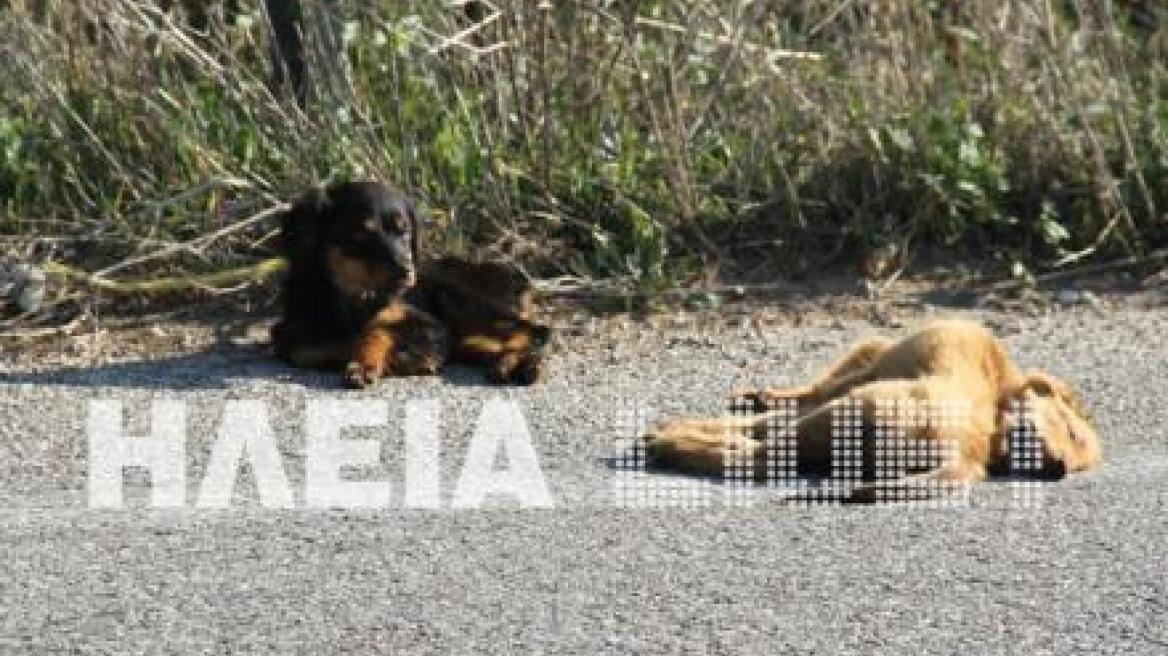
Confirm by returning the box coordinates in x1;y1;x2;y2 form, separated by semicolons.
280;181;421;304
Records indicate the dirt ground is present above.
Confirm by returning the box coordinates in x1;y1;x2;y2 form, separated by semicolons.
2;267;1164;371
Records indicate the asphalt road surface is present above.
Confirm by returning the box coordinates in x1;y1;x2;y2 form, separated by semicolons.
1;306;1165;654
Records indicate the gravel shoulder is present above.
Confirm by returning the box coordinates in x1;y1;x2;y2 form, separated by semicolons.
1;301;1166;654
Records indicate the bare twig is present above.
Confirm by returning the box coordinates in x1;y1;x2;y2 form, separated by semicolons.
633;16;822;61
95;202;289;278
426;8;502;55
0;312;86;341
984;248;1168;292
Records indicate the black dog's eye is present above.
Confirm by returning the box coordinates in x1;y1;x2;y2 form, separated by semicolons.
383;212;409;233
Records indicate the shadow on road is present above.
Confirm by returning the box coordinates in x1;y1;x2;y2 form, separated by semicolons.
1;343;510;391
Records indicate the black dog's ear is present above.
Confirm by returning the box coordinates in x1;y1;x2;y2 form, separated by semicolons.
279;186;329;260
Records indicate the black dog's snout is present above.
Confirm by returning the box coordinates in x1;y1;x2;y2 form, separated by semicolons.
383;235;415;272
530;324;551;349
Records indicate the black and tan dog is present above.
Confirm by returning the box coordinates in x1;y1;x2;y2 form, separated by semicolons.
271;181;549;387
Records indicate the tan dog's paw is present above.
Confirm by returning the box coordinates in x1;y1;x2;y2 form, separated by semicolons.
726;386;811;413
725;388;767;413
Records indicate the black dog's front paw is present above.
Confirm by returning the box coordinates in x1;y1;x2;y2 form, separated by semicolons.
343;361;380;389
488;351;544;386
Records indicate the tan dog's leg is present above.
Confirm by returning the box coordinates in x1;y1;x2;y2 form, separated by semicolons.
648;376;984;498
646;378;902;481
646;379;906;481
644;414;773;478
730;336;893;411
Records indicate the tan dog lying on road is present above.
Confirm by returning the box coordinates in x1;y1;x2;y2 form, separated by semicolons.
644;319;1102;501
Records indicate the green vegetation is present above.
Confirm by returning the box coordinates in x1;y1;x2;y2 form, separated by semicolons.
0;1;1164;290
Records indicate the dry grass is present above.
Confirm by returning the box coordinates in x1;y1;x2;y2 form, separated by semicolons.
0;0;1164;297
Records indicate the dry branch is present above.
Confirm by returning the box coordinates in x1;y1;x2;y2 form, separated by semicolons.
45;258;289;296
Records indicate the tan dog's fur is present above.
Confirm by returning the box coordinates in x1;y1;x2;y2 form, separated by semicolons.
644;319;1101;501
